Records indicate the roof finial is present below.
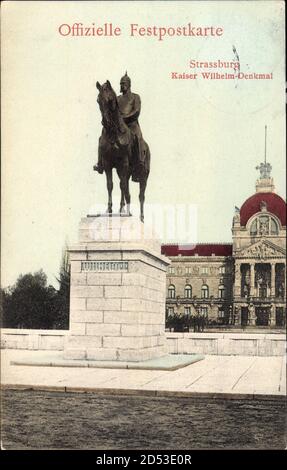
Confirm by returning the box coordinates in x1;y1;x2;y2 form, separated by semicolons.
255;125;275;192
256;125;272;179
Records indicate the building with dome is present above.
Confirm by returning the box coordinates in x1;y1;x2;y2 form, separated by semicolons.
162;159;286;328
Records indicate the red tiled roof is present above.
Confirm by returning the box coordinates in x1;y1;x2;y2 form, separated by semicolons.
161;244;233;257
240;192;286;226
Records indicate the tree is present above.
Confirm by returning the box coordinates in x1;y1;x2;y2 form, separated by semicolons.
1;270;58;329
1;243;71;329
54;246;70;329
1;287;11;327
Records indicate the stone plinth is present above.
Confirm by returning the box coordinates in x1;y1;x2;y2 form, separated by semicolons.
64;215;170;361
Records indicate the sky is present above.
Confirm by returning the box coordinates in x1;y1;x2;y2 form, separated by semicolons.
2;0;285;288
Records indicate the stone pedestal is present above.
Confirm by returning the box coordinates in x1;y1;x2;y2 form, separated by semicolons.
64;215;170;362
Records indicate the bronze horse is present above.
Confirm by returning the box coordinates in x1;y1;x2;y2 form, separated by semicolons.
94;80;150;222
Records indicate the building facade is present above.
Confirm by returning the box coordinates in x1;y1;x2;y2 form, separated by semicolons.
162;162;286;327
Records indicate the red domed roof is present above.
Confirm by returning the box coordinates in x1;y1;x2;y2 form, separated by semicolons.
240;192;286;226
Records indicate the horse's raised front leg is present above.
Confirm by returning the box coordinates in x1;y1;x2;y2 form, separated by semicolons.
106;169;113;214
139;177;147;222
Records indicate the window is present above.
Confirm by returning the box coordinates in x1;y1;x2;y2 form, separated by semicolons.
270;218;279;235
201;266;209;274
201;285;209;298
218;308;225;318
185;285;192;298
184;307;191;315
168;285;176;299
218;285;225;299
200;307;208;316
276;307;285;327
219;266;225;274
168;266;175;274
259;287;267;298
250;216;279;236
250;219;258;236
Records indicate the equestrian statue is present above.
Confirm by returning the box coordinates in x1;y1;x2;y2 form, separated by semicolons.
93;73;150;222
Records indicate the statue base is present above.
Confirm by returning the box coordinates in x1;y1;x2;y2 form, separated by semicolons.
64;215;170;362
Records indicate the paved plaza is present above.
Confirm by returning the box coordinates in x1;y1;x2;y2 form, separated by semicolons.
2;350;285;399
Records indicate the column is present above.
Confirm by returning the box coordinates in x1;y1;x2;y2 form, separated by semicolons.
250;263;255;297
249;304;256;326
235;306;241;325
270;262;276;297
270;304;276;327
234;261;241;297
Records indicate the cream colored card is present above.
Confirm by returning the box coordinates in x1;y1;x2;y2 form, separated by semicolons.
1;0;286;452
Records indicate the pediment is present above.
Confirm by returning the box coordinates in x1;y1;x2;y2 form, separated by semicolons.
238;240;286;259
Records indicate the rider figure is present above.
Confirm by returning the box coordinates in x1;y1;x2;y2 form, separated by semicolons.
94;72;145;179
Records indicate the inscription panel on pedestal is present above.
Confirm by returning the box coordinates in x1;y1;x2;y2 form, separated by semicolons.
81;261;128;272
